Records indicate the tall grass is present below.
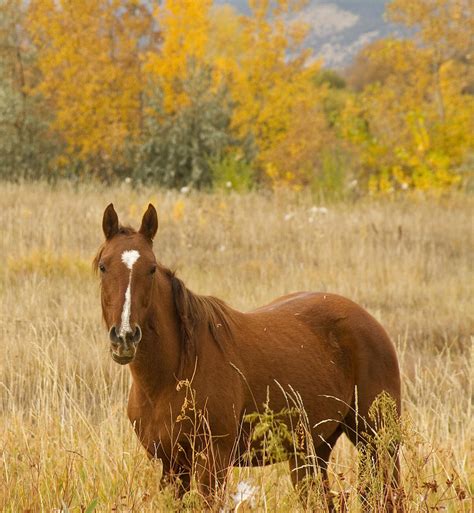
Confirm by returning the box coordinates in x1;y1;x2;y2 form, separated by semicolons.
0;182;472;511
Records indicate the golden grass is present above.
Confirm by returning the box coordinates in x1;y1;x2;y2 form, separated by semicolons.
0;181;472;511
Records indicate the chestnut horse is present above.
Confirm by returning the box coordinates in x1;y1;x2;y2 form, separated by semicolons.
94;203;401;510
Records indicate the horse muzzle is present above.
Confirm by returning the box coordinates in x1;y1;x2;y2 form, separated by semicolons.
109;325;142;365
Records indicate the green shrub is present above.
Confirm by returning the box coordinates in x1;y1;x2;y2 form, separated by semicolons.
135;63;237;189
209;153;255;192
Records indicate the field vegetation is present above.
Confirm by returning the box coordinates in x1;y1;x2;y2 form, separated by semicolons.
1;0;472;509
0;182;472;511
1;0;472;193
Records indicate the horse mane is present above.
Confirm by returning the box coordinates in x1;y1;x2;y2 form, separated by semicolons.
93;232;234;369
164;268;234;367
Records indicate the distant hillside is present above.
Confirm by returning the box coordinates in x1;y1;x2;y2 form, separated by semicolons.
216;0;398;68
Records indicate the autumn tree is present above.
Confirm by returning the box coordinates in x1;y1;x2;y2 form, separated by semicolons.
387;0;473;64
209;0;330;188
13;0;341;189
26;0;155;177
342;0;473;191
143;0;212;114
388;0;473;120
5;0;469;192
138;0;239;187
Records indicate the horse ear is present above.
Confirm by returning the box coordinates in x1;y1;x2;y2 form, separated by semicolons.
102;203;119;240
139;204;158;240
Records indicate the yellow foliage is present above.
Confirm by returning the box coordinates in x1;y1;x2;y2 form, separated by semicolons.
142;0;324;188
262;97;332;188
172;199;186;221
143;0;212;114
344;34;472;192
387;0;473;63
8;250;89;277
209;1;325;187
26;0;153;171
128;204;138;219
11;0;471;193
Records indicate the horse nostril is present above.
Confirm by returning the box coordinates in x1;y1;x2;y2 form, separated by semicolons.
109;325;141;351
109;326;121;346
131;325;142;344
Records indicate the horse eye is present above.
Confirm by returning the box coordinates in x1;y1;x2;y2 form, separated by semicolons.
99;263;106;273
150;265;157;275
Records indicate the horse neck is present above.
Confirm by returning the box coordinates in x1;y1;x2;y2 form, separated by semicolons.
128;269;181;395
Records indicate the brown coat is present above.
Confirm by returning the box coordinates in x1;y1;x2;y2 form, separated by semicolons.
95;204;401;508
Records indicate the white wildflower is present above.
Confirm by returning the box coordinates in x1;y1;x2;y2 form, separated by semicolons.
124;176;132;184
180;186;190;194
226;181;233;188
232;480;258;510
309;206;328;215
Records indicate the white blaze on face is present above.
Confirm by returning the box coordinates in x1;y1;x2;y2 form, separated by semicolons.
119;249;140;338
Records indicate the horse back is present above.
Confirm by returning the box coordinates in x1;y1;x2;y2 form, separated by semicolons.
240;291;400;417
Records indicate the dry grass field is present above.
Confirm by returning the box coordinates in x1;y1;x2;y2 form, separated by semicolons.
0;182;472;512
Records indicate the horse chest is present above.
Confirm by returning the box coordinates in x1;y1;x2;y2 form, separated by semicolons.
126;388;171;453
128;383;207;463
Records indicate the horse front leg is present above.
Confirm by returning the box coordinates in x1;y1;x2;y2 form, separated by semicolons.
159;461;192;500
193;445;232;509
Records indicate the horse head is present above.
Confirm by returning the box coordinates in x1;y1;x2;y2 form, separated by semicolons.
94;203;158;364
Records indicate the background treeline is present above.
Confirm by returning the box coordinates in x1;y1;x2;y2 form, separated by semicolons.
0;0;472;193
